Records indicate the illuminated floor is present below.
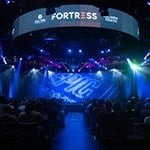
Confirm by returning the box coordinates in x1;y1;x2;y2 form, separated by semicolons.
52;112;99;150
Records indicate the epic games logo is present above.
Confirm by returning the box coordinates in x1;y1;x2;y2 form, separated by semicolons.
51;12;98;20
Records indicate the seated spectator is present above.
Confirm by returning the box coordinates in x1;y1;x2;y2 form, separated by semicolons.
140;102;150;121
0;104;17;123
144;116;150;124
0;105;18;139
0;96;9;114
18;102;44;124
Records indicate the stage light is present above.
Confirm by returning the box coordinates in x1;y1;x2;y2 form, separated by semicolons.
107;49;111;53
27;55;33;60
101;65;107;70
147;0;150;6
111;69;118;72
101;50;104;54
5;0;11;4
96;70;102;77
40;49;44;53
127;58;139;71
144;52;150;60
67;49;72;54
11;65;15;68
1;56;7;64
48;70;53;76
20;58;23;61
78;49;83;54
131;64;139;70
31;68;39;73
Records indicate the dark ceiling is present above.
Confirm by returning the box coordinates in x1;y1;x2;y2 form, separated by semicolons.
0;0;150;72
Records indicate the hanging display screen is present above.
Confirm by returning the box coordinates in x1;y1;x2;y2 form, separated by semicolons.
12;5;139;39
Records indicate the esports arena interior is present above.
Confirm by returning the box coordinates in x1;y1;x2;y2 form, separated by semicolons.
0;1;150;150
0;0;150;103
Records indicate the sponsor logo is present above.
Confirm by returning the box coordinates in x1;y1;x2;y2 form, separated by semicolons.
104;16;119;23
34;14;46;24
51;12;98;20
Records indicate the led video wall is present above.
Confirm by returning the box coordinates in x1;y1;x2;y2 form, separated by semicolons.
17;72;126;103
12;5;139;39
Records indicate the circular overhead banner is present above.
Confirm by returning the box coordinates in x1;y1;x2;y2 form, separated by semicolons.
12;5;139;39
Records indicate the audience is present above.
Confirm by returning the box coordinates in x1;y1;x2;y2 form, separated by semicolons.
0;95;150;150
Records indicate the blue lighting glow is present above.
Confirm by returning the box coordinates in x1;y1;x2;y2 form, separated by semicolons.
31;68;38;73
127;58;139;71
67;49;72;54
147;0;150;6
11;65;15;69
78;49;83;53
96;70;103;77
40;49;44;53
27;55;34;60
48;70;53;77
2;56;7;64
44;37;56;41
5;0;11;4
101;50;104;54
107;49;111;53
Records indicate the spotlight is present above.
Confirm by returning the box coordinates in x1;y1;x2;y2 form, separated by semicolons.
107;49;111;53
111;69;119;72
132;64;139;71
48;70;53;76
5;0;11;4
11;65;15;68
101;50;104;54
67;49;72;54
78;49;83;54
147;0;150;6
2;57;7;64
32;68;36;72
96;70;102;77
144;52;150;60
127;58;139;71
40;49;44;53
20;58;23;61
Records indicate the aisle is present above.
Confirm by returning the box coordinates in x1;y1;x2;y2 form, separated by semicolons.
52;112;99;150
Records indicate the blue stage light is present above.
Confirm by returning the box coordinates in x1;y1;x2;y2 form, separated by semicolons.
5;0;11;4
101;50;104;54
40;49;44;53
67;49;72;54
11;65;15;68
107;49;111;53
78;49;82;54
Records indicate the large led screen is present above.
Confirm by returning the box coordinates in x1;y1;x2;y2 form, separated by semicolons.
12;5;139;39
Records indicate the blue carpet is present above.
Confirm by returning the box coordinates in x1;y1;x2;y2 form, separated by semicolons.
52;112;99;150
